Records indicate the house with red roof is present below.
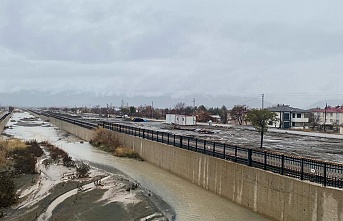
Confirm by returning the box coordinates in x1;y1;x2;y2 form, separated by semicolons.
311;106;343;126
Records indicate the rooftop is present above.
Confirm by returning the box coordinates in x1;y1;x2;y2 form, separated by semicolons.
266;104;307;113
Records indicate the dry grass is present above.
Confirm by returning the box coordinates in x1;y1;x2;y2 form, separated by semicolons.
0;139;27;166
0;139;27;152
114;146;140;159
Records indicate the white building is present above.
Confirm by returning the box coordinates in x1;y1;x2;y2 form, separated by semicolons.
266;105;309;129
312;106;343;125
166;114;196;126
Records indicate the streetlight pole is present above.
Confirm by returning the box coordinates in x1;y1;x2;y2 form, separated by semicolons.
260;93;265;148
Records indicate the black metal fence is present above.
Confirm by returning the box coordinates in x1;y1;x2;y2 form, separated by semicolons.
0;112;11;122
33;110;343;189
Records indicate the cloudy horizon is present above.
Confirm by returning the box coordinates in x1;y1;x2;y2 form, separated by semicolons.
1;1;343;108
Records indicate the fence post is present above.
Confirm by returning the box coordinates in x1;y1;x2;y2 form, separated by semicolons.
187;137;190;150
203;140;206;154
139;128;141;137
168;133;170;144
143;129;145;139
323;162;327;187
300;158;304;180
162;132;164;143
247;149;252;166
102;121;105;128
281;155;285;175
119;125;122;133
223;144;226;159
212;142;216;157
234;146;238;162
195;138;198;152
180;136;183;148
157;131;159;142
173;134;176;146
264;151;267;170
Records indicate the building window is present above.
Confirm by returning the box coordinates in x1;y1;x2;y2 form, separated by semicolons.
268;121;273;125
292;122;295;127
297;113;301;118
330;119;333;123
292;113;295;118
330;113;333;117
283;113;290;120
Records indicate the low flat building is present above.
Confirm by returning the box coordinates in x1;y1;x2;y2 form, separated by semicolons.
166;114;196;126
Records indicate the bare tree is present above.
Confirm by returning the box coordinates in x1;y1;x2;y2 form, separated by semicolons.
174;102;186;114
230;105;248;125
307;112;321;130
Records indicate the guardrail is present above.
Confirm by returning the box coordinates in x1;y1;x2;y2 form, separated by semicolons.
31;110;343;189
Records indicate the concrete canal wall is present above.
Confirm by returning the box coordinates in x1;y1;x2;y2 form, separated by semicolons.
33;114;94;141
40;115;343;221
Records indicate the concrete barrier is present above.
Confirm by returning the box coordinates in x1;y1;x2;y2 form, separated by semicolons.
43;116;343;221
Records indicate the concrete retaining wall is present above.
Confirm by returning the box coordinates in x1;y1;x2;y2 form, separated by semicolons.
0;113;12;134
115;131;343;221
31;113;94;141
43;116;343;221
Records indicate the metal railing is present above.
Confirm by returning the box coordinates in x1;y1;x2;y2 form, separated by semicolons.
32;110;343;189
100;121;343;189
0;112;11;122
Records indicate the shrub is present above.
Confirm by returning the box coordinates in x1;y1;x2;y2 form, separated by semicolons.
25;140;44;157
63;155;75;167
76;161;90;178
14;154;37;174
90;128;121;152
0;173;16;208
114;147;140;159
40;141;75;167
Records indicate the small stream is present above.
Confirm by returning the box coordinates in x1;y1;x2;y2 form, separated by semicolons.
5;112;269;221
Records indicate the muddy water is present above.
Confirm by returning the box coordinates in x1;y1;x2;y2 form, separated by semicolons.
5;112;269;221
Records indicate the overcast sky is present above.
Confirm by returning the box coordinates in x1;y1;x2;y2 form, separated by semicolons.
1;1;343;108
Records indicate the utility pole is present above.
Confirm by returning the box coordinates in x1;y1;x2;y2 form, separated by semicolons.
324;103;327;132
261;94;264;109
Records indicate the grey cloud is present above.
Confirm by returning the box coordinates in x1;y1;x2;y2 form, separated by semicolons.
1;0;343;108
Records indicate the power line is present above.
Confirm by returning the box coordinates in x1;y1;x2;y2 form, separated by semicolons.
239;94;261;106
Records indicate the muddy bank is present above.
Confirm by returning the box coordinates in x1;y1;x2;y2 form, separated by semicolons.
2;147;174;221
